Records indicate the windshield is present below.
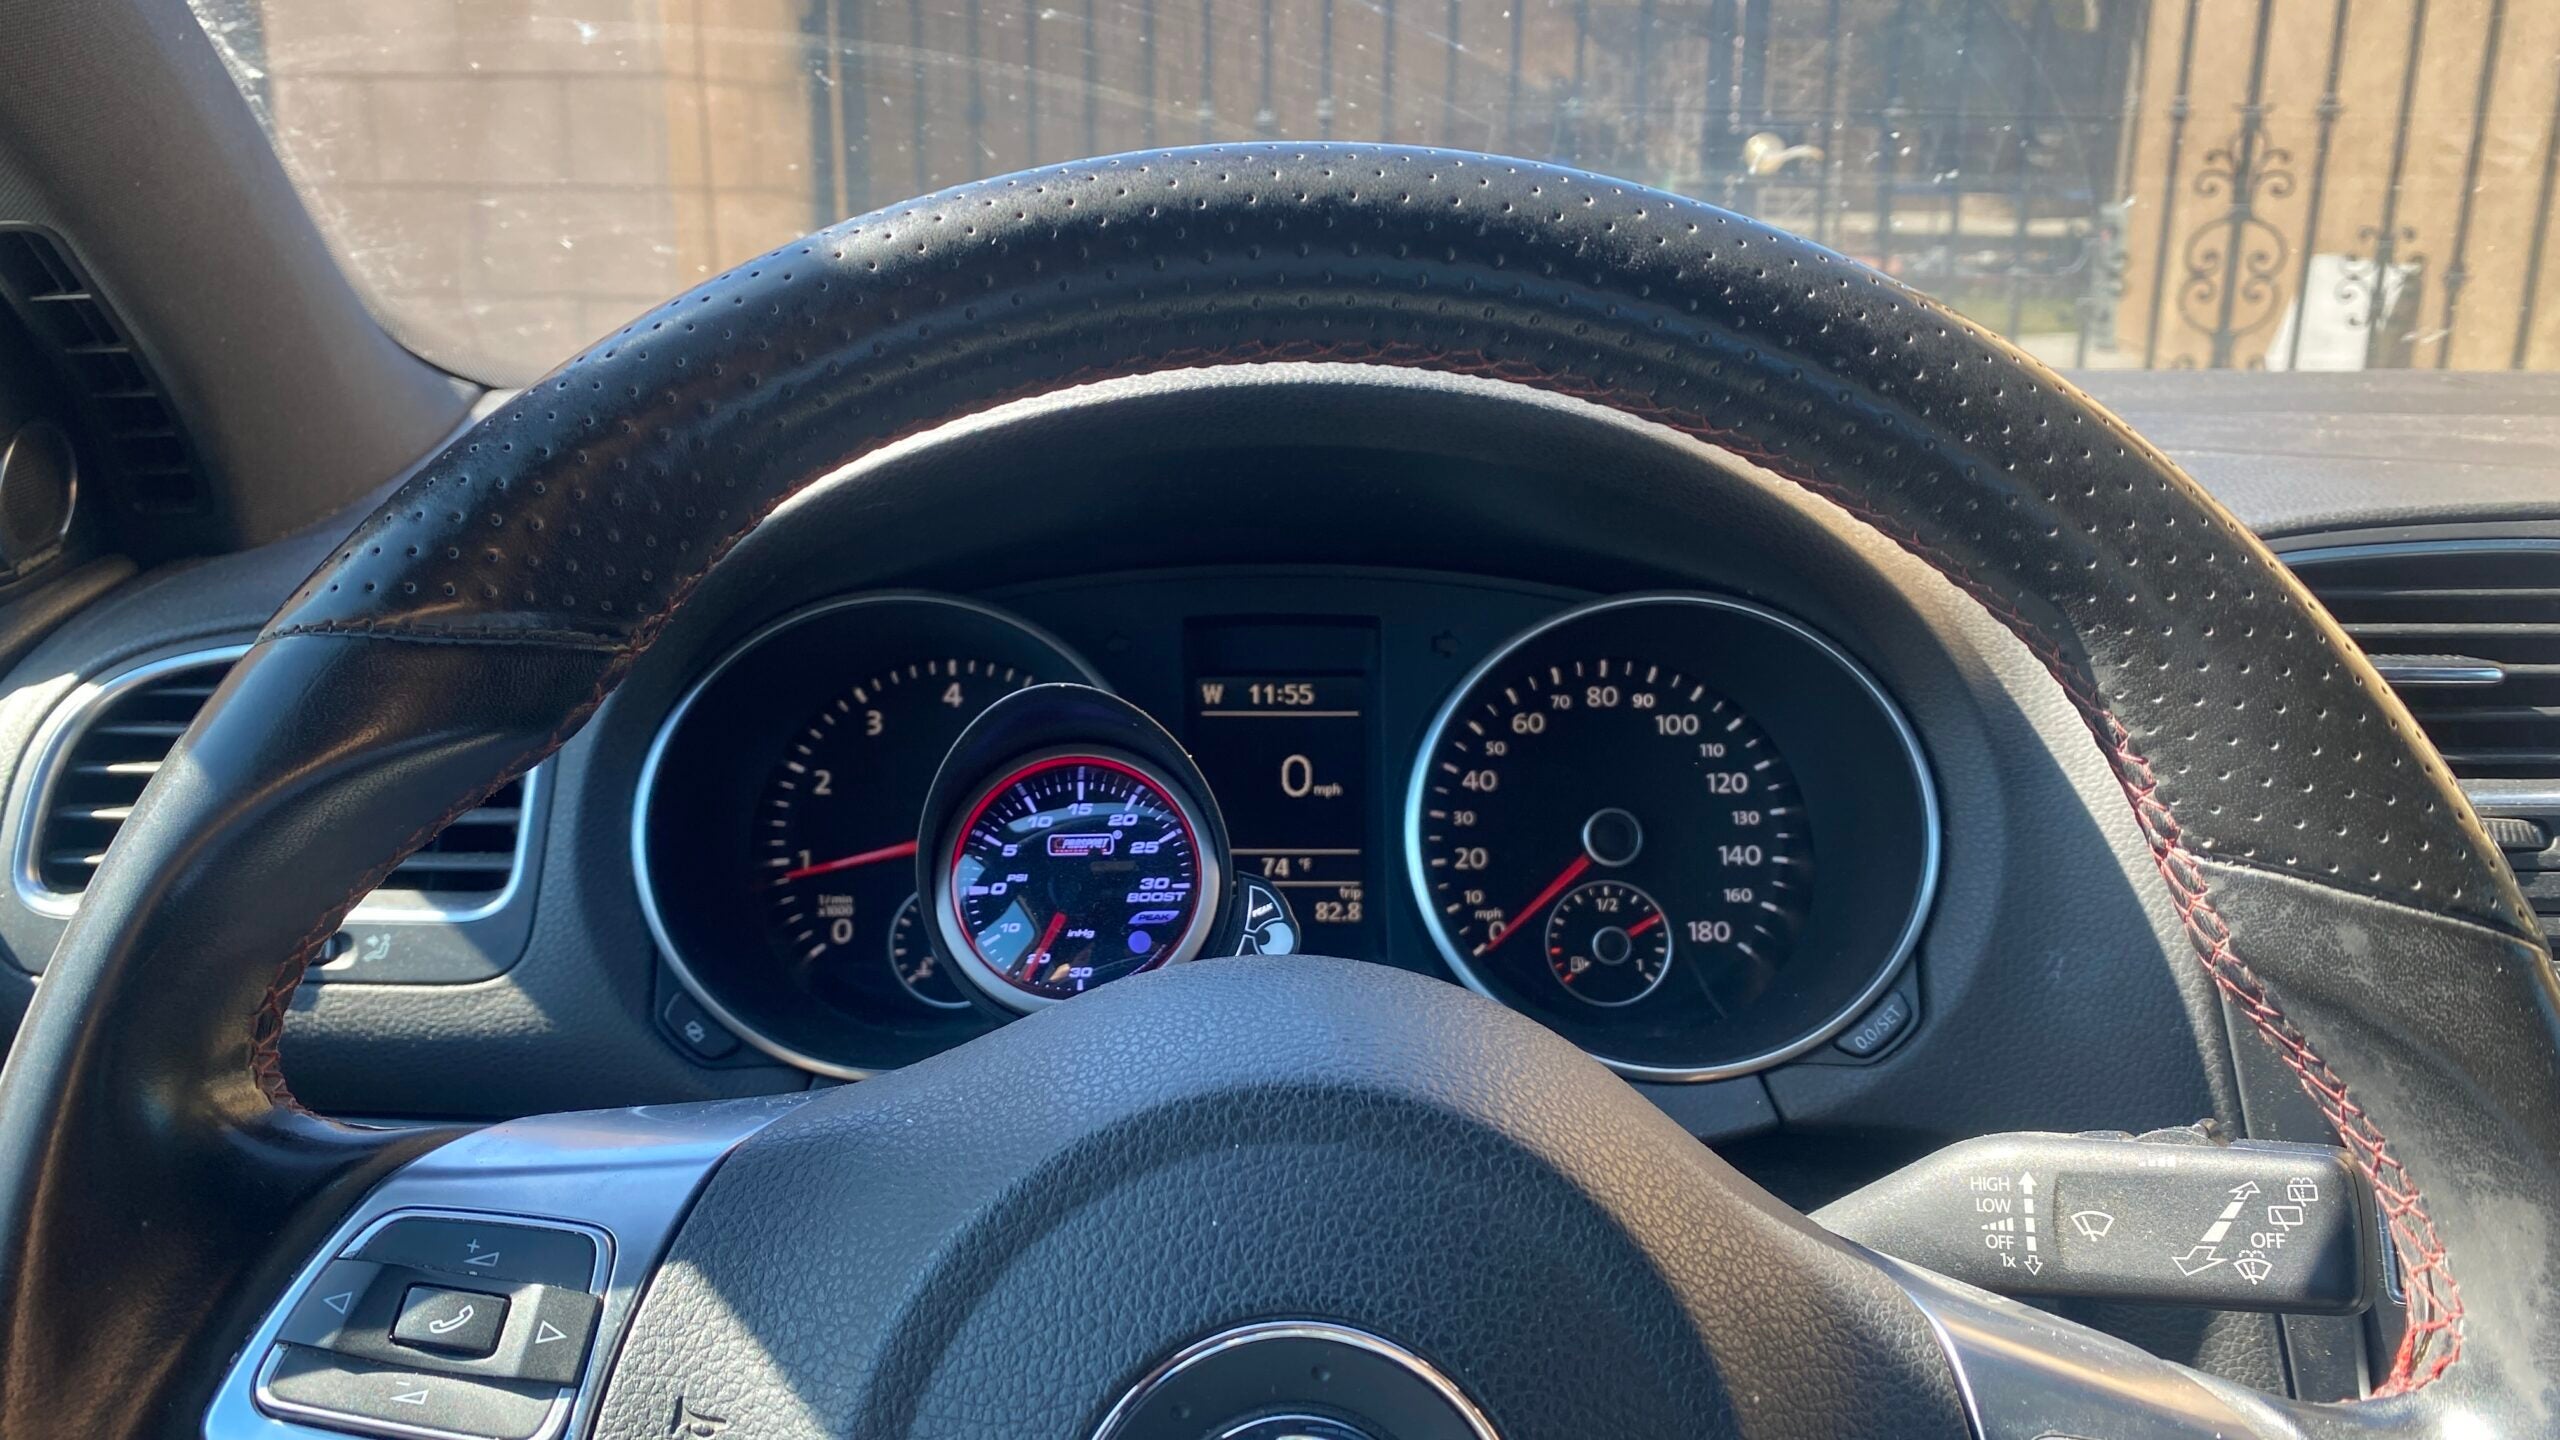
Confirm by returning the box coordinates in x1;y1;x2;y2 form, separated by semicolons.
190;0;2555;387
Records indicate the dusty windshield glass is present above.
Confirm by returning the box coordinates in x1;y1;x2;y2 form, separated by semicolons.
190;0;2557;386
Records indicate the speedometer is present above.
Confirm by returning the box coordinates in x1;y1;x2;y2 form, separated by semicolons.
1420;669;1811;1008
1406;595;1937;1080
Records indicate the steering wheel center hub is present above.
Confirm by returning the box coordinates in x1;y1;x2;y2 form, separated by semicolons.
579;957;1964;1437
1095;1323;1495;1440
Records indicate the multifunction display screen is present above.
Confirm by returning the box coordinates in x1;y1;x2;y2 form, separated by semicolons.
1187;673;1376;955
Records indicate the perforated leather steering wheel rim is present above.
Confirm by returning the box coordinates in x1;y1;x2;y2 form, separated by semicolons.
0;145;2552;1438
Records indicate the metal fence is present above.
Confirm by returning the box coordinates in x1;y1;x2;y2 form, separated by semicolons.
798;0;2560;371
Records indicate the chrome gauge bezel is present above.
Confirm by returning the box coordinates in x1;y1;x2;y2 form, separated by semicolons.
632;591;1107;1078
930;744;1227;1013
1401;592;1941;1083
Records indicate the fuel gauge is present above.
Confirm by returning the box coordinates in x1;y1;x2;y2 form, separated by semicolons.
1544;880;1672;1007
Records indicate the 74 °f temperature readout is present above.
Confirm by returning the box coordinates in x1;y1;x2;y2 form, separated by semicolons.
1188;675;1372;952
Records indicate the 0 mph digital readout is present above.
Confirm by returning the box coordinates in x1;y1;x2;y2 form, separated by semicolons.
1188;675;1373;951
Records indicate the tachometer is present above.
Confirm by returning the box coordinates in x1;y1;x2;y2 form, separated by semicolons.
758;658;1041;1005
1406;594;1937;1080
635;594;1103;1076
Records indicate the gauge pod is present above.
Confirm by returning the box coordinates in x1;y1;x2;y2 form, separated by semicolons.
919;684;1238;1015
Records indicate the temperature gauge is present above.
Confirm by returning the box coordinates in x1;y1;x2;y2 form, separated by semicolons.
886;894;972;1010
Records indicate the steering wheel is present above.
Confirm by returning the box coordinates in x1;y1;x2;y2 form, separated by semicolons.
2;146;2551;1440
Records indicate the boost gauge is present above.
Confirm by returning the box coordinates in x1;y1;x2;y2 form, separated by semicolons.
944;752;1211;999
920;684;1236;1014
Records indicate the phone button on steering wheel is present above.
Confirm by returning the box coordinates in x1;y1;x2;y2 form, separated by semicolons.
392;1284;508;1358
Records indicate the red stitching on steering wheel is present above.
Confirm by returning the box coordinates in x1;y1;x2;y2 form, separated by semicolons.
249;330;2465;1392
1046;337;2469;1389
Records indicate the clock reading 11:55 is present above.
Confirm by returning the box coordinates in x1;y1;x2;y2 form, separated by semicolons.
1186;674;1373;953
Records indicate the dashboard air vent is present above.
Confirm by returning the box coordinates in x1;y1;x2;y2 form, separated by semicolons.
25;650;529;909
0;227;206;513
2286;539;2560;927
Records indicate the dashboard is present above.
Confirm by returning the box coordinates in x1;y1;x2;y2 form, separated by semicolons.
0;41;2552;1405
0;363;2543;1206
0;361;2552;1407
630;582;1938;1083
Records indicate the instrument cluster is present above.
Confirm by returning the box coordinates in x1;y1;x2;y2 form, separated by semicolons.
634;584;1938;1081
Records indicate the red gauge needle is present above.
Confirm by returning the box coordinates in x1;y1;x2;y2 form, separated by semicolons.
779;838;918;883
1625;912;1664;939
1477;854;1592;957
1023;910;1071;982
